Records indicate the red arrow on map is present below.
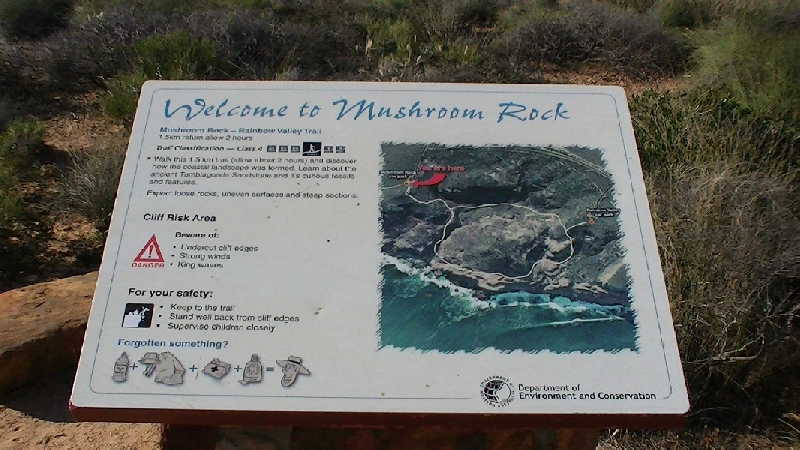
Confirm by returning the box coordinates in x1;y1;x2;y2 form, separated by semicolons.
412;173;447;188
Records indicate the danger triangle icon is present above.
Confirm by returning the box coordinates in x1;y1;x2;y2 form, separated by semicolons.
134;235;164;263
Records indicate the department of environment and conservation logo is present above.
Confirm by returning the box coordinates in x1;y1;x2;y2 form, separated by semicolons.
480;375;514;408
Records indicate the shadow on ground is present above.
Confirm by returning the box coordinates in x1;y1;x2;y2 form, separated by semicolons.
0;366;76;423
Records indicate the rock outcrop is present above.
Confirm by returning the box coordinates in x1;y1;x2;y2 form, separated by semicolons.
0;272;98;395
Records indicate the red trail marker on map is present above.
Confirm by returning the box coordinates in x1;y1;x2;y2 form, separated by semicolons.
412;173;447;187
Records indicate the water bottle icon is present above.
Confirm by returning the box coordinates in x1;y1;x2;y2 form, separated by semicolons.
240;354;263;385
112;352;129;383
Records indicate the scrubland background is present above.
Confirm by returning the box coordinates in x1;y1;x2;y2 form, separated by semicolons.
0;0;798;447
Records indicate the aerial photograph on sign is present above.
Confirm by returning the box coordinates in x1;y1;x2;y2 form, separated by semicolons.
379;143;635;353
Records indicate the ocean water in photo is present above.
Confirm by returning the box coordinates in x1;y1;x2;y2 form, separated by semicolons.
379;260;637;353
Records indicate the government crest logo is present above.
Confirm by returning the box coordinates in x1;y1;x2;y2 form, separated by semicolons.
480;376;514;407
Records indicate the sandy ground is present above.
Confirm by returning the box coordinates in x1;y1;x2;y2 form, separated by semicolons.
0;368;160;449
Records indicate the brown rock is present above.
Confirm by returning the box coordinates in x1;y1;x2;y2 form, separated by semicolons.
0;272;98;395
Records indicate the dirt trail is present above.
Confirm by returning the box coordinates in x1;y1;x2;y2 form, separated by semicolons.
0;368;159;449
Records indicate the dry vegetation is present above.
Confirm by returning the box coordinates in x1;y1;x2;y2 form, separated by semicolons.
0;0;798;446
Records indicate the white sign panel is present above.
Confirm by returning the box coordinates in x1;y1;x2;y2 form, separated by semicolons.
71;81;688;426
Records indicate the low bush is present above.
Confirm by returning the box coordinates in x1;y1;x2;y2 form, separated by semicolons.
46;7;365;85
658;0;716;28
221;10;368;79
203;10;363;80
100;30;216;122
0;191;51;290
0;49;24;93
0;120;50;291
653;0;799;29
630;89;798;175
693;22;800;125
133;29;217;80
0;0;73;39
0;96;16;131
44;0;695;87
367;18;416;61
60;134;128;232
600;0;658;13
101;72;149;122
450;0;503;26
648;163;800;425
0;120;47;178
73;0;269;17
633;77;799;427
493;0;691;77
46;8;178;84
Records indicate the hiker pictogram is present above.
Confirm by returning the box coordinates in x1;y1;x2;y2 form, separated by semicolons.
134;235;164;263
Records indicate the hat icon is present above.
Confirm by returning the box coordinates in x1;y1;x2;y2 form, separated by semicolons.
276;355;310;387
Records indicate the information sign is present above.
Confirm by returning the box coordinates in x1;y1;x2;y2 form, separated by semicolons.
71;82;689;427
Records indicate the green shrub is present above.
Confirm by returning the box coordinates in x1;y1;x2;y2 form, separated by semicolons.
75;0;265;15
630;89;798;175
693;22;800;125
0;0;73;39
50;8;173;83
45;7;367;85
0;119;51;289
658;0;714;28
437;39;483;68
0;120;47;178
52;12;221;86
0;96;16;131
104;28;219;120
600;0;658;13
213;9;367;79
0;201;51;290
450;0;503;26
654;0;799;29
61;134;128;232
63;8;363;84
101;71;149;122
0;48;26;94
367;19;416;60
0;162;50;291
133;29;217;80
